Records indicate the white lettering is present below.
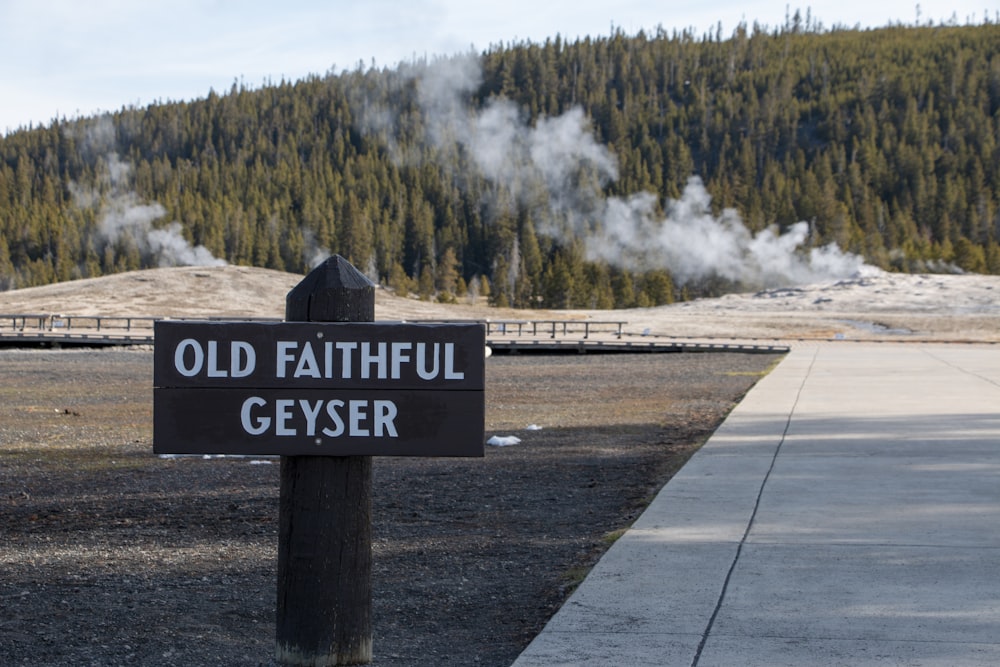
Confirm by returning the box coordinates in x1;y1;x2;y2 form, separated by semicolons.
322;399;346;437
172;339;258;379
275;399;295;436
416;342;439;380
266;337;468;383
336;342;357;379
276;342;297;378
374;400;398;437
444;343;464;380
391;342;412;379
240;397;399;439
360;342;387;380
293;341;321;378
349;400;369;436
240;396;270;435
231;341;256;378
207;340;227;377
174;338;204;377
299;399;323;436
174;332;470;384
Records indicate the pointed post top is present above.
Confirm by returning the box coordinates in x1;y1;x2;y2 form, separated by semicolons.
286;255;375;323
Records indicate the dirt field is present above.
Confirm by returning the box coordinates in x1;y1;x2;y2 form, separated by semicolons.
0;347;777;666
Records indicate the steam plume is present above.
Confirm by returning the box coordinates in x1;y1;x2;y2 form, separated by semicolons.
72;150;225;269
95;192;226;268
63;117;225;269
594;177;865;285
362;55;868;289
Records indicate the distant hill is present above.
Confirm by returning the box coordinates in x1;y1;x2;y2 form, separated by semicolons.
0;264;549;323
1;21;998;308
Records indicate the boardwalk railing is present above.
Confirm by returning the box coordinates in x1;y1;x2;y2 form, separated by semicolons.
1;314;51;330
0;314;281;332
0;312;792;354
420;318;626;339
0;314;278;347
0;313;629;347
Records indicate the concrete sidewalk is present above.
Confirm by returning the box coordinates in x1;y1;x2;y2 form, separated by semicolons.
512;344;1000;666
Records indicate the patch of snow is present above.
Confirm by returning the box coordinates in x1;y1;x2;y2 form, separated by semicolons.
487;435;522;447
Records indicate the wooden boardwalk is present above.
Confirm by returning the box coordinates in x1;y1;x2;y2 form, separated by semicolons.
487;338;788;355
0;313;789;354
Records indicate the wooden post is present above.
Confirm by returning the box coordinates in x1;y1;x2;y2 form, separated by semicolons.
276;255;375;666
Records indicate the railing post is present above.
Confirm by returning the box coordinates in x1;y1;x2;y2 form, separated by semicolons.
275;256;375;666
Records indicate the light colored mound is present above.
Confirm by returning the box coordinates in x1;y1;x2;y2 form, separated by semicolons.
0;265;998;343
621;269;1000;342
0;265;567;322
0;266;301;319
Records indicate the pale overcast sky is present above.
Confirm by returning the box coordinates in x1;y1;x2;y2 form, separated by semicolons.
0;0;995;135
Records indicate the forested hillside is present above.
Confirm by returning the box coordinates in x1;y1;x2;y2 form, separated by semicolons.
1;20;998;308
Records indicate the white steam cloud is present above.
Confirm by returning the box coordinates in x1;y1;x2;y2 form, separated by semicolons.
64;117;225;269
595;178;865;285
301;227;332;269
96;192;225;268
362;55;868;289
78;152;226;268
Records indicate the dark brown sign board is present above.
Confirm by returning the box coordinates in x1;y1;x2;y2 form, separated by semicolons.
153;321;485;457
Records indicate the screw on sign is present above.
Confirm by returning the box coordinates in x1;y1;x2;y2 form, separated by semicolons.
152;256;485;666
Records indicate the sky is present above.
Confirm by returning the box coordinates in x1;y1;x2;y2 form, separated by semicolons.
1;0;996;136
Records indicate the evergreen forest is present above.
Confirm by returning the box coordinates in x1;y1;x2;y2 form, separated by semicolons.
1;19;999;309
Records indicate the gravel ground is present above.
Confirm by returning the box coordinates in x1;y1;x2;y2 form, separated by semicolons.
0;348;778;666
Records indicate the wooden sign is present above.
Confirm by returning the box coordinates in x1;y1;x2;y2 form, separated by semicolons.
153;320;485;457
